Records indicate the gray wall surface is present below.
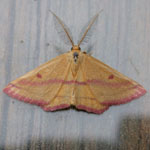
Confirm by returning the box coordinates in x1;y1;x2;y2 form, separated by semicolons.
0;0;150;149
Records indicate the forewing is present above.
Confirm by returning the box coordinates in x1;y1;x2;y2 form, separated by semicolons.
81;54;146;106
3;53;72;111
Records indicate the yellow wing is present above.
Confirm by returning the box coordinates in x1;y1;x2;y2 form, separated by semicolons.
3;53;73;111
81;54;146;106
73;66;109;114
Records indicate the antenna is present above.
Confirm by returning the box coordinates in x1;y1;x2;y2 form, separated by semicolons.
78;10;103;47
50;10;74;47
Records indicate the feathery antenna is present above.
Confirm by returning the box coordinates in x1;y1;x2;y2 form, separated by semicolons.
78;10;103;47
50;10;74;47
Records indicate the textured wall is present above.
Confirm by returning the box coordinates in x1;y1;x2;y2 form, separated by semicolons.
0;0;150;149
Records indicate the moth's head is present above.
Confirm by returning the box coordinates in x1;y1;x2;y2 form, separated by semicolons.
71;45;81;51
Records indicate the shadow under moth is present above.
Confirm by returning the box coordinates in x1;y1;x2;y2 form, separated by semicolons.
3;11;146;114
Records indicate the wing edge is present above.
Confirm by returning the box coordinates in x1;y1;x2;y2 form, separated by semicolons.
101;85;147;106
76;105;109;114
3;83;71;112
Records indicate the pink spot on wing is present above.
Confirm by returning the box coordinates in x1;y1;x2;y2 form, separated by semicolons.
37;73;42;78
108;74;114;79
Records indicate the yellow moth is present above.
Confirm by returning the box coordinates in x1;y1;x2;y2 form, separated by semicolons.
3;11;146;114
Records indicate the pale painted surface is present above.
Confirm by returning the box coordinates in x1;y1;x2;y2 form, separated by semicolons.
0;0;150;149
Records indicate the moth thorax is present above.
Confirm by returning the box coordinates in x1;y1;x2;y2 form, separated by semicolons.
73;52;79;63
71;51;80;76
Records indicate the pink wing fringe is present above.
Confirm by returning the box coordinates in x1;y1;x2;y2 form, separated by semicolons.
43;104;70;111
76;85;146;114
3;84;70;111
101;85;147;106
3;84;146;114
76;105;109;114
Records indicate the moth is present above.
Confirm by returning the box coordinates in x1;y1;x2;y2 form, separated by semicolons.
3;11;146;114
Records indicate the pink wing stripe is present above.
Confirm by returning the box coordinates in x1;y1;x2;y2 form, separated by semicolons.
19;79;87;86
101;86;147;106
18;78;132;87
